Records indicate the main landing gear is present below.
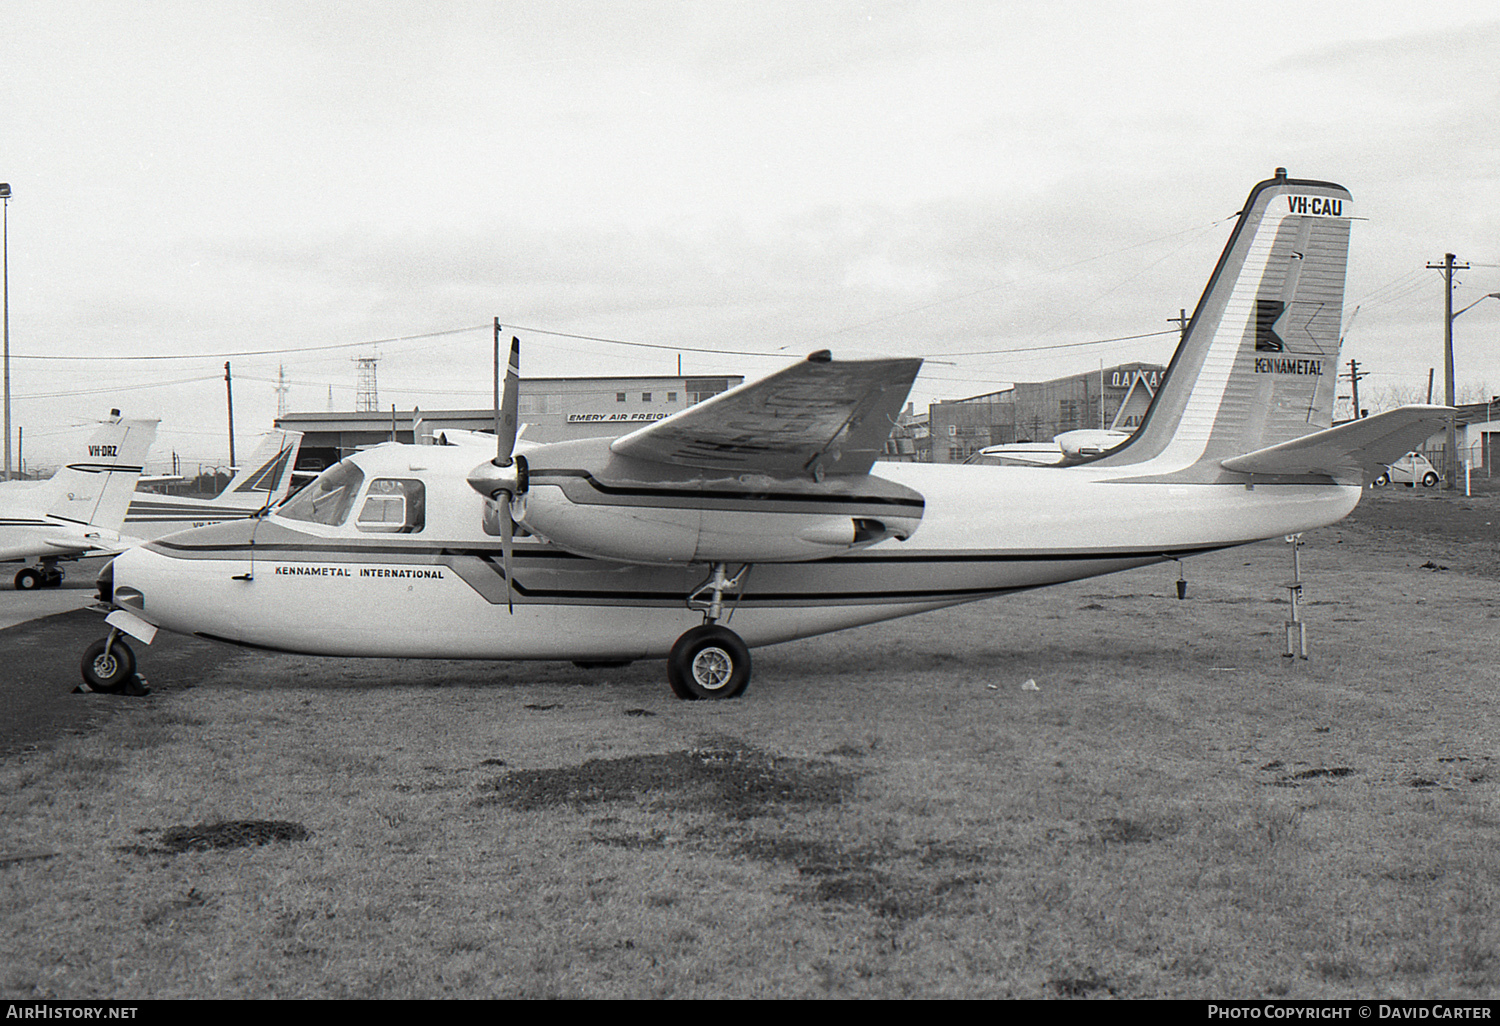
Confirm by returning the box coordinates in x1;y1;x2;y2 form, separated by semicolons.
668;563;752;700
14;564;64;590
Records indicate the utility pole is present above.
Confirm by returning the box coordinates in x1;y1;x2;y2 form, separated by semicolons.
1167;308;1189;345
1346;358;1367;420
3;183;12;482
1427;253;1468;489
224;361;237;470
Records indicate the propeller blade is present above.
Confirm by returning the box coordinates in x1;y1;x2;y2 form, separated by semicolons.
485;323;523;613
493;331;520;465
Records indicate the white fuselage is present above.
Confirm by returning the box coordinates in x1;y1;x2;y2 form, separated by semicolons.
105;443;1360;662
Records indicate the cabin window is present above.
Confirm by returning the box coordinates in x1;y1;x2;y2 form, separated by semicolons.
277;461;364;527
356;478;426;534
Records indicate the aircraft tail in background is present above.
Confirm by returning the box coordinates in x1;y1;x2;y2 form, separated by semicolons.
124;430;304;539
219;430;303;502
39;413;159;532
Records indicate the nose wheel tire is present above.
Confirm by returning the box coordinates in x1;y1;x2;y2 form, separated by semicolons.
81;637;136;694
667;625;751;700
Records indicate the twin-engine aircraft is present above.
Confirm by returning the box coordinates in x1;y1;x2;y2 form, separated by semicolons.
1;412;158;590
123;430;304;541
88;171;1453;698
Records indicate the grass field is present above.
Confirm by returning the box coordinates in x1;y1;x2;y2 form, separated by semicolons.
2;486;1498;998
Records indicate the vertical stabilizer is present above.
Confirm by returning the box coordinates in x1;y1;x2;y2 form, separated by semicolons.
223;430;303;503
43;414;159;530
1094;170;1351;474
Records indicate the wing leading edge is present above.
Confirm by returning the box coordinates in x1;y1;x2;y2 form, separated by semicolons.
609;351;923;479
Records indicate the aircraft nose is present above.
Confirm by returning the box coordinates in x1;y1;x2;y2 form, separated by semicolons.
101;545;150;612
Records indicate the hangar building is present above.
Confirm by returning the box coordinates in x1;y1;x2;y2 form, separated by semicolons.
276;373;742;474
924;362;1166;463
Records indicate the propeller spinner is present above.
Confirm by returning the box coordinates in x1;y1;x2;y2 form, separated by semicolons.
466;328;529;611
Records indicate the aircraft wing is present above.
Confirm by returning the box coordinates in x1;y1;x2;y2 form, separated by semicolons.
41;539;94;555
43;532;127;556
609;351;923;477
1220;405;1452;483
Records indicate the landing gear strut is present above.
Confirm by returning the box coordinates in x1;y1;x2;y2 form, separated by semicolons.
669;562;752;700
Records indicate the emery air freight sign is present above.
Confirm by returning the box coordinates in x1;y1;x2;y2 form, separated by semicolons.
567;412;672;424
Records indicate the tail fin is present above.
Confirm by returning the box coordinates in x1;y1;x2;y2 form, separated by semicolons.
1095;169;1351;473
42;414;159;530
215;430;303;504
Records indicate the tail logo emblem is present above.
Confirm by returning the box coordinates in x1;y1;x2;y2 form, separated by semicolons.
1254;300;1286;352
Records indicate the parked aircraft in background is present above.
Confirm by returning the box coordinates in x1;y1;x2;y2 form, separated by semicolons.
89;171;1453;698
123;431;304;541
967;428;1132;467
1;412;158;590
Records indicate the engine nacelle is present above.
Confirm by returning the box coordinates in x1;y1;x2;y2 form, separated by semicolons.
506;437;924;565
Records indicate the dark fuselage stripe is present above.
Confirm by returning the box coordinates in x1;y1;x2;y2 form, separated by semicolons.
147;540;1226;564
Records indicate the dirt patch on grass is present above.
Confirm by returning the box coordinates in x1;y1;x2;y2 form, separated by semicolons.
480;739;988;923
123;820;311;855
477;739;857;819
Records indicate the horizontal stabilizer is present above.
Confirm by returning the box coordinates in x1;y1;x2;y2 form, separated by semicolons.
1220;405;1452;482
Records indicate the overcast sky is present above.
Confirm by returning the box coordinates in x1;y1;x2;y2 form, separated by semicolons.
2;0;1497;472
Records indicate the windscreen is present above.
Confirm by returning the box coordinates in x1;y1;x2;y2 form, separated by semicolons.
277;461;365;527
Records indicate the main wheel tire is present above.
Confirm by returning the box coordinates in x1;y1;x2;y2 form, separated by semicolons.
14;568;42;591
1422;471;1439;487
667;625;751;700
1373;473;1389;486
81;637;136;694
44;569;64;587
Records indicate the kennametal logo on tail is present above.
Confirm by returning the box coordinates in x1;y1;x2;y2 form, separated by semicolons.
1248;189;1353;379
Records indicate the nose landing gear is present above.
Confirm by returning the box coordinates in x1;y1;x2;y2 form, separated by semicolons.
80;611;157;696
80;632;148;695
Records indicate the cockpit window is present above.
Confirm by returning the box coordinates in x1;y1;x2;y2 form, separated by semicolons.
356;478;425;534
277;461;365;527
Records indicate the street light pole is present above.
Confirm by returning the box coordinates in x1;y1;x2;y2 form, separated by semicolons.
2;182;11;482
1441;275;1500;489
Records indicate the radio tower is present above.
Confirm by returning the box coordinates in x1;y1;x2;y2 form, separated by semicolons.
275;364;290;418
355;352;379;413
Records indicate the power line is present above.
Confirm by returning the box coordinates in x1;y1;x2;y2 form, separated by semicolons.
941;329;1178;357
9;325;487;362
